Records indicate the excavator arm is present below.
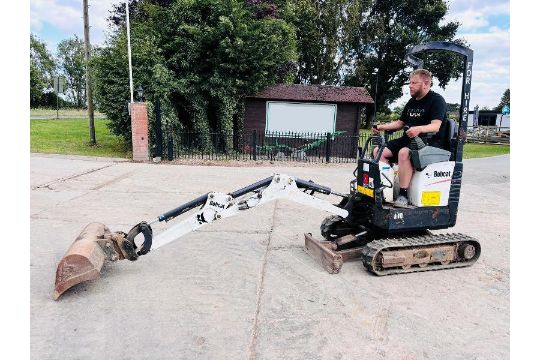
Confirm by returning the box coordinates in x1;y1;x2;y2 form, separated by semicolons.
147;174;348;251
54;174;349;299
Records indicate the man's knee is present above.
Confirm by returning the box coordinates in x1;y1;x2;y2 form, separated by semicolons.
383;148;394;159
376;148;394;165
398;147;410;162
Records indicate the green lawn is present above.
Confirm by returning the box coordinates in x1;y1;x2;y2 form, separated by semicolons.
31;107;104;117
30;118;130;158
463;143;510;159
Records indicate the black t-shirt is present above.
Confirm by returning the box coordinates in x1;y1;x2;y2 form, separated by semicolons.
400;90;447;143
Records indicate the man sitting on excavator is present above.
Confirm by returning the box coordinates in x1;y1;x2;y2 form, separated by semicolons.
372;69;448;207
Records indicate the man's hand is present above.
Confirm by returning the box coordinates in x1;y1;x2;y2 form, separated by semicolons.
372;125;381;135
405;126;423;138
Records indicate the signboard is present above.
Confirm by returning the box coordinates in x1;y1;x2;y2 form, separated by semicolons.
53;76;66;94
266;101;337;134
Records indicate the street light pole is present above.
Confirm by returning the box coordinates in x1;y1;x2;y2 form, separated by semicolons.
372;68;379;124
55;77;59;119
83;0;96;145
126;0;134;104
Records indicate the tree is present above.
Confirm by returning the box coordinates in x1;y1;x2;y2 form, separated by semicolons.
286;0;370;85
30;34;56;107
57;36;87;108
446;103;460;113
493;89;510;112
93;33;132;141
392;103;405;116
343;0;465;115
94;0;297;144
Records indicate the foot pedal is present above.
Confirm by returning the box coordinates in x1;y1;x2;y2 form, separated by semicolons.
304;233;364;274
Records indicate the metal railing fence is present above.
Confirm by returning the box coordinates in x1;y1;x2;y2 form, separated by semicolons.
152;125;509;163
157;129;403;163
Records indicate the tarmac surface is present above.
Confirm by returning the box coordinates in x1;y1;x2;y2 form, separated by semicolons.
30;153;510;360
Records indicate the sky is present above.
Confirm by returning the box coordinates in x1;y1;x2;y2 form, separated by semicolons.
394;0;510;110
30;0;510;110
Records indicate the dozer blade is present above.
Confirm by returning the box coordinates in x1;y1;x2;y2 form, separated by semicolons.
304;233;364;274
53;223;127;300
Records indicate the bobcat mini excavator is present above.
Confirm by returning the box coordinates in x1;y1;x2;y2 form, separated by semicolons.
54;42;480;300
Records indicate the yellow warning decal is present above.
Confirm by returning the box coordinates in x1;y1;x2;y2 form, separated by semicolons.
421;191;441;206
357;185;374;198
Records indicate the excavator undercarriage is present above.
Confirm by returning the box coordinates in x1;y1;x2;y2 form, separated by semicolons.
304;227;480;276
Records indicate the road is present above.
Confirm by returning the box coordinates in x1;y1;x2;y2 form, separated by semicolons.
30;153;509;359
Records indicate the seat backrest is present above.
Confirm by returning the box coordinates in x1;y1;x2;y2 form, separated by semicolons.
438;118;457;151
447;118;457;142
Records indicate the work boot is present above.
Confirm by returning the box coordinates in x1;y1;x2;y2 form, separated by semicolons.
394;195;409;208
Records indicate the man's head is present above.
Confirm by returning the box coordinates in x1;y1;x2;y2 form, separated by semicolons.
409;69;432;99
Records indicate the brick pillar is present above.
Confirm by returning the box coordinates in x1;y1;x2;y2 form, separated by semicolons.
130;102;149;162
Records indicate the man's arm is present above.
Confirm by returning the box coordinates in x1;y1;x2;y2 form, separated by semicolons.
405;119;442;138
373;120;406;134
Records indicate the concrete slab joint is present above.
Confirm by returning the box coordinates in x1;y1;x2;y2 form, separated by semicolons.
130;102;150;162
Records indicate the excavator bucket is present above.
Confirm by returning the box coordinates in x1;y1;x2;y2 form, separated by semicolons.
53;223;128;300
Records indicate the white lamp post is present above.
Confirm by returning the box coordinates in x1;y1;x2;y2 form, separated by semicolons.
126;0;134;104
372;68;379;122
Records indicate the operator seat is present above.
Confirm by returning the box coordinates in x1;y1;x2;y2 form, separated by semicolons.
438;118;458;152
409;118;457;171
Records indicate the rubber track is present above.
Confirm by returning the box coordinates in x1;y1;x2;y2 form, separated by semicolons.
362;233;481;275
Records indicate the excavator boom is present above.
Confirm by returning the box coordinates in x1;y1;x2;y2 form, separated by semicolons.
54;174;348;300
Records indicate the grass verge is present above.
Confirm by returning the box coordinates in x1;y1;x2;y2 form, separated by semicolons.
30;118;130;158
463;143;510;159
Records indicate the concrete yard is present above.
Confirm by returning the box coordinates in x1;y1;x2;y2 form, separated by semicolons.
30;153;509;359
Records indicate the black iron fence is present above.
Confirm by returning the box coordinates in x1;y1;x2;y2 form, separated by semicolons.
157;129;403;163
152;124;509;163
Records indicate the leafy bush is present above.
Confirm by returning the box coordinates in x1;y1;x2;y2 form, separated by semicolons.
93;0;297;143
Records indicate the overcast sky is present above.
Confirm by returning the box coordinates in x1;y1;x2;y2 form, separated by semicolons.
30;0;510;109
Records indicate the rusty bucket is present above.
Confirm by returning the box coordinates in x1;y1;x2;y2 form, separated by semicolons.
53;223;115;300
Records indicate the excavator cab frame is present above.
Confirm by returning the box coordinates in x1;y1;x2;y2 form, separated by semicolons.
351;41;474;234
406;41;473;162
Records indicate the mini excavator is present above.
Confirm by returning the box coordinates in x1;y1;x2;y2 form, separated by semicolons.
54;42;480;300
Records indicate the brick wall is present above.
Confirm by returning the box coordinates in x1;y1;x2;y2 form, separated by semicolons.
335;103;361;135
244;99;267;133
130;102;149;162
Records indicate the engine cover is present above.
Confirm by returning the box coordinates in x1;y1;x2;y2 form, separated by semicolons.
408;161;455;207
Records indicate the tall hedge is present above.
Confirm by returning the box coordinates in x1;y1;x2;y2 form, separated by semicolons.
93;0;297;144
